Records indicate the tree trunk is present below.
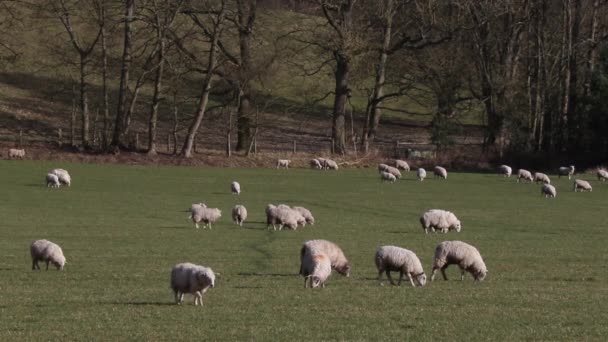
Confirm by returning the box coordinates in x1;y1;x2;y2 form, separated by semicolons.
235;0;256;151
79;54;90;148
101;1;109;150
332;53;349;155
147;41;164;155
583;0;600;98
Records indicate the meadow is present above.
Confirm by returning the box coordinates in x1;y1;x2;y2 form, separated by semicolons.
0;160;607;341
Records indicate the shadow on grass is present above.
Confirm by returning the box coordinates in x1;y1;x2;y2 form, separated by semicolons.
238;272;297;277
104;301;175;306
159;225;191;230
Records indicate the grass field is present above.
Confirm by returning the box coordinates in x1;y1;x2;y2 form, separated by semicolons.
1;160;607;340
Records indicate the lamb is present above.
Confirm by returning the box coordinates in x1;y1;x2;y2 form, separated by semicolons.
541;183;557;198
499;165;512;177
299;240;351;276
293;206;314;225
534;172;551;184
231;181;241;195
300;251;331;288
597;169;608;181
517;169;533;183
558;165;575;179
385;166;402;179
434;166;448;179
394;160;410;171
573;179;592;192
31;239;66;271
324;159;339;170
431;241;487;281
276;159;291;169
51;168;71;186
310;159;323;169
420;209;461;234
46;173;60;188
170;262;215;306
374;246;426;287
378;163;390;172
9;148;25;159
417;168;427;181
232;205;248;226
190;206;222;229
380;171;396;183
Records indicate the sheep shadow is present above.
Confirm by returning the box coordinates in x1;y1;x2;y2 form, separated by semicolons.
238;272;297;278
158;225;191;230
25;183;46;187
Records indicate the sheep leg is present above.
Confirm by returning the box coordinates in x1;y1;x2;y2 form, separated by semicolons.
208;223;212;230
195;223;199;229
377;269;384;283
397;271;404;286
46;261;50;270
179;293;184;303
32;260;39;270
407;273;416;287
431;268;437;281
174;291;180;304
385;270;396;286
441;266;449;280
460;267;466;281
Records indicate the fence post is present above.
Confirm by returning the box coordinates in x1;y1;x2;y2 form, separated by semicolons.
293;140;296;154
19;129;23;147
331;138;335;154
253;137;257;154
394;140;399;157
226;131;231;157
57;128;63;147
135;132;139;150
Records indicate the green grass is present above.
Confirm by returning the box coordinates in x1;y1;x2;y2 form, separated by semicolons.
1;160;606;340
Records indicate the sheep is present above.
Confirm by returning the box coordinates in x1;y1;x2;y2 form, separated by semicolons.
9;148;25;159
299;240;351;277
385;166;401;179
558;165;575;179
374;246;426;287
499;165;512;177
232;205;248;226
378;163;390;172
517;169;533;183
51;169;71;186
541;183;557;198
324;159;339;170
231;181;241;195
534;172;551;184
431;241;487;281
380;171;396;183
434;166;448;179
276;159;291;169
46;173;60;188
310;159;323;169
266;204;301;230
190;206;222;229
573;179;592;192
265;204;279;230
417;168;427;181
316;158;327;170
293;206;315;225
420;209;461;234
31;239;66;271
597;169;608;181
301;251;332;288
170;262;215;306
394;160;410;171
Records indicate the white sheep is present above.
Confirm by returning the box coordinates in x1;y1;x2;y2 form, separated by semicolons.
378;163;390;172
499;165;512;177
231;181;241;195
558;165;575;179
316;157;328;170
394;160;410;171
517;169;533;183
534;172;551;184
324;159;339;170
170;262;215;306
265;204;279;230
275;205;303;230
420;209;461;234
51;169;71;186
232;205;248;226
431;241;487;281
417;168;427;181
293;206;314;225
573;179;592;192
541;183;557;198
9;148;25;159
385;166;401;179
310;159;322;169
31;239;66;271
301;251;332;288
276;159;291;169
380;171;396;183
374;246;426;287
46;173;60;188
434;166;448;179
300;240;351;276
597;169;608;181
190;206;222;229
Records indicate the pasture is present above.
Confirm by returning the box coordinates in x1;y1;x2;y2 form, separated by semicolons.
0;160;606;340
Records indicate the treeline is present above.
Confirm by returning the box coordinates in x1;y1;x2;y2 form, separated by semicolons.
0;0;607;160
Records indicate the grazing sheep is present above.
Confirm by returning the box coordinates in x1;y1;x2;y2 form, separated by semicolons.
573;179;592;192
9;148;25;159
534;172;551;184
378;163;390;172
293;206;314;225
51;169;71;186
394;160;410;171
417;168;427;181
517;169;534;183
420;209;461;234
265;204;279;230
170;263;215;306
385;166;402;179
499;165;512;177
375;246;426;287
434;166;448;179
380;171;396;183
46;173;60;188
232;205;248;226
190;207;222;229
301;251;332;288
276;159;291;169
431;241;487;281
231;181;241;195
310;159;323;169
316;157;327;169
324;159;339;170
300;240;351;276
597;169;608;181
31;239;66;271
541;183;557;198
558;165;575;179
275;205;303;230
